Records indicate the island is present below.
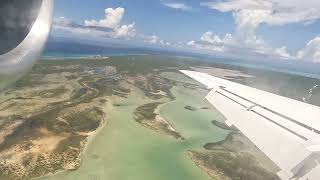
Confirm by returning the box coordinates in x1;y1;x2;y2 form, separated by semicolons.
0;55;318;180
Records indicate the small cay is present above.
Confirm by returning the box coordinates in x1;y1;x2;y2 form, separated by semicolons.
134;102;184;140
188;132;280;180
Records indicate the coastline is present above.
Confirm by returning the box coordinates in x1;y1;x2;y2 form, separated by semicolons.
156;101;185;140
35;101;110;180
3;55;310;180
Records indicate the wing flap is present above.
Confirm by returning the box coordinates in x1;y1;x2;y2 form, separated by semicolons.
206;89;311;172
180;70;320;179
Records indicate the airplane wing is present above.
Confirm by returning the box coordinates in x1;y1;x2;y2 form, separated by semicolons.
180;70;320;180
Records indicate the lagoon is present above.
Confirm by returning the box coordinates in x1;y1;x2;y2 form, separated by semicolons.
42;74;228;180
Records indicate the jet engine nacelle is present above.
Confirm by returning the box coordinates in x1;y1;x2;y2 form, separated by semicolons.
0;0;54;90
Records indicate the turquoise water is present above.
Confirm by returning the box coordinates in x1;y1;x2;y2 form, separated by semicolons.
42;77;229;180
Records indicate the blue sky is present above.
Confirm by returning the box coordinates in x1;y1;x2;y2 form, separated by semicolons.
53;0;235;41
52;0;320;62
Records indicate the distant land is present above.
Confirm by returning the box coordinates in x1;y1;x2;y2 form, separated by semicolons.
1;55;319;179
44;36;320;79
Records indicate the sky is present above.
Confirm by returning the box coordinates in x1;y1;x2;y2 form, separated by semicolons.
52;0;320;63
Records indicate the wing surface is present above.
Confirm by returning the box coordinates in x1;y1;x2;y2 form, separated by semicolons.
180;70;320;180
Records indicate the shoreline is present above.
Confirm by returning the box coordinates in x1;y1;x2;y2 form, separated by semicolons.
42;54;320;80
156;101;184;140
34;102;110;180
42;53;150;61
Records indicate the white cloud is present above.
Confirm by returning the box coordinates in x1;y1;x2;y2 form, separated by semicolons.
161;0;192;11
144;35;161;44
160;40;171;46
162;3;192;11
53;7;136;40
187;40;196;46
113;23;137;39
187;32;225;52
202;0;320;26
54;17;72;27
52;1;320;62
273;46;291;59
201;31;223;45
297;37;320;62
84;7;124;29
198;0;320;60
202;0;320;43
142;35;171;46
186;31;292;59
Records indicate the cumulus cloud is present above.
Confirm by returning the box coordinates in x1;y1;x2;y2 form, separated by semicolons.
187;40;196;46
186;31;290;59
53;7;136;39
297;37;320;62
202;0;320;26
84;7;124;29
201;31;223;45
160;40;171;46
142;35;171;46
144;35;161;44
161;0;192;11
197;0;320;60
274;46;291;59
53;17;73;27
113;23;136;39
52;1;320;62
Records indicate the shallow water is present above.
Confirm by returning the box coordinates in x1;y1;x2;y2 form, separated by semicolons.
43;74;229;180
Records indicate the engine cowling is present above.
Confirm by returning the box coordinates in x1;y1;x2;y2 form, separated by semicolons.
0;0;54;90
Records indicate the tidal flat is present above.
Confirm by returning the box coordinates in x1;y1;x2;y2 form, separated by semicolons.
0;55;318;179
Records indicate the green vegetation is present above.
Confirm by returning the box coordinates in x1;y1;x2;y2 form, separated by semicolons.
193;132;280;180
188;150;279;180
184;105;197;111
0;55;198;179
55;135;87;152
134;102;162;122
65;107;103;132
41;107;104;134
134;102;183;140
36;86;68;98
203;132;239;151
39;55;197;74
15;73;47;88
1;55;318;179
132;73;174;100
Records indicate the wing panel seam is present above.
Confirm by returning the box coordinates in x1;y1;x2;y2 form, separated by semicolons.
214;90;309;141
221;87;320;135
